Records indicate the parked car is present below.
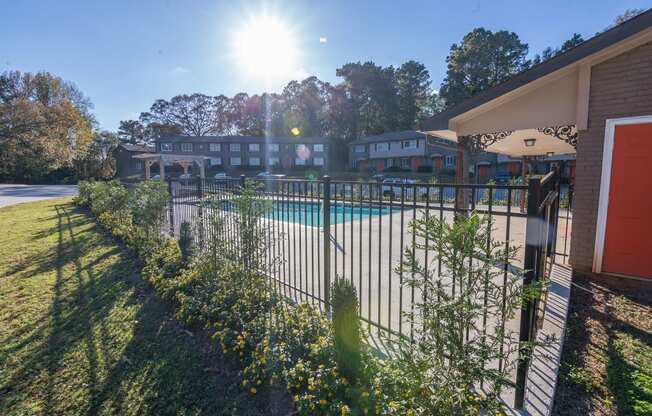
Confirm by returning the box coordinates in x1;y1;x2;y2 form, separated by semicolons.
152;174;161;180
179;173;192;180
382;178;416;198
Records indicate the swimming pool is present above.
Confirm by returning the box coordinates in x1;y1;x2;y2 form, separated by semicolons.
214;200;402;226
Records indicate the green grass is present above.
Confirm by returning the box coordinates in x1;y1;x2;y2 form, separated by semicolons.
0;198;288;415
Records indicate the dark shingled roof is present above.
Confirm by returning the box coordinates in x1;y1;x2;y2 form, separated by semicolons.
118;144;155;152
158;135;331;144
421;8;652;131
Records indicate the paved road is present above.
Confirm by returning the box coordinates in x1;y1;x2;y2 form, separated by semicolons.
0;184;78;207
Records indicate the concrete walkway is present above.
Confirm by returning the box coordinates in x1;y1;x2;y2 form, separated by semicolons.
0;184;78;207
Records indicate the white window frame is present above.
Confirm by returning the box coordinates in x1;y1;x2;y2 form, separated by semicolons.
268;157;280;166
295;144;307;151
374;142;389;152
593;114;652;274
230;143;241;152
230;157;241;166
400;158;410;168
248;143;260;152
248;157;261;166
313;144;324;152
268;143;280;152
161;143;173;152
313;157;324;166
354;145;366;153
295;157;306;166
402;140;417;149
210;157;222;166
445;155;456;167
181;143;193;152
209;143;221;152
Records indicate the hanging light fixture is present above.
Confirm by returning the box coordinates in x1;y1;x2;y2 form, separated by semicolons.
524;138;536;147
546;151;555;157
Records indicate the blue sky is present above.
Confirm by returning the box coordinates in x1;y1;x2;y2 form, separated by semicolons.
2;1;650;130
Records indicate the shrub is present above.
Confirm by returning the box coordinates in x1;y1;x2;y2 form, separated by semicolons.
331;277;362;384
129;180;169;239
396;211;532;414
178;221;196;265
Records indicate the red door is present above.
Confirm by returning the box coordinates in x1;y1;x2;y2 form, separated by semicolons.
433;157;442;173
602;123;652;279
478;165;490;181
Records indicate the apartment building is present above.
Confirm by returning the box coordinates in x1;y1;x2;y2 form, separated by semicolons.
153;135;330;175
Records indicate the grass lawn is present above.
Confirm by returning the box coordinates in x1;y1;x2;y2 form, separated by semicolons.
0;198;291;415
552;273;652;416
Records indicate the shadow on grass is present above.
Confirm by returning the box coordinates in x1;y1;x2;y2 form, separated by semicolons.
2;203;291;415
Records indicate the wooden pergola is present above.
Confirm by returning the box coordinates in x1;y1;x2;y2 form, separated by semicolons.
132;153;211;179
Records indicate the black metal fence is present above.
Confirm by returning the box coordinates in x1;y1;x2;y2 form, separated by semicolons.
161;173;565;409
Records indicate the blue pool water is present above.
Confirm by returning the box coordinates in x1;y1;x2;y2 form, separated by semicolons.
216;200;402;226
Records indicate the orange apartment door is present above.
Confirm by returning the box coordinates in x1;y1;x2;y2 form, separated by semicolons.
478;165;490;181
602;122;652;279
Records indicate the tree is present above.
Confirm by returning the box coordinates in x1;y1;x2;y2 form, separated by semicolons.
139;93;228;136
531;33;584;65
612;8;645;27
335;61;399;137
439;28;530;109
0;70;94;182
117;119;147;144
396;60;434;129
75;130;118;179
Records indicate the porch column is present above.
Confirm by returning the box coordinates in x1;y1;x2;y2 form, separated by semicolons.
159;157;165;180
198;160;205;179
145;160;152;179
455;138;472;215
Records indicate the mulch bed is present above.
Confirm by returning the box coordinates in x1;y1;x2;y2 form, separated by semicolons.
552;272;652;416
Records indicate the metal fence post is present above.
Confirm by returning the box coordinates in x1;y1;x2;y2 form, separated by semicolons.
322;175;332;313
515;176;541;409
197;177;204;244
167;177;174;237
240;174;246;191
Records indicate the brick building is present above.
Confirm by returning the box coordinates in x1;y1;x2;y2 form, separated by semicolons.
422;9;652;280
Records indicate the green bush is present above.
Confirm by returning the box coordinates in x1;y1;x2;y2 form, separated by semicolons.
331;277;362;384
178;221;195;265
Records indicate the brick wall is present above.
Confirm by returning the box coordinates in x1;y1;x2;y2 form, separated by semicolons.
571;40;652;271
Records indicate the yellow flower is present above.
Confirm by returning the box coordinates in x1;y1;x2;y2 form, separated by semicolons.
340;405;351;416
249;387;257;395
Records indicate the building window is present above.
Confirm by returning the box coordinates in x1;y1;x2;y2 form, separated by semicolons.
445;155;456;167
181;143;193;152
134;161;143;169
313;157;324;166
268;143;279;152
249;143;260;152
295;157;306;166
249;157;261;166
230;157;241;166
354;145;365;153
210;157;222;166
268;157;280;166
401;158;410;168
209;143;221;152
313;144;324;152
161;143;173;152
386;158;394;168
230;143;241;152
402;140;417;149
374;142;389;152
295;144;307;151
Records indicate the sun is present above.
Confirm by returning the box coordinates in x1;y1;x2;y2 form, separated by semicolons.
232;14;299;82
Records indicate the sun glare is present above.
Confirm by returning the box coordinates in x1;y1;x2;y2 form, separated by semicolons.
232;14;299;82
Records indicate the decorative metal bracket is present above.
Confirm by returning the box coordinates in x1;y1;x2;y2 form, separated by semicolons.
459;130;514;152
537;125;578;148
